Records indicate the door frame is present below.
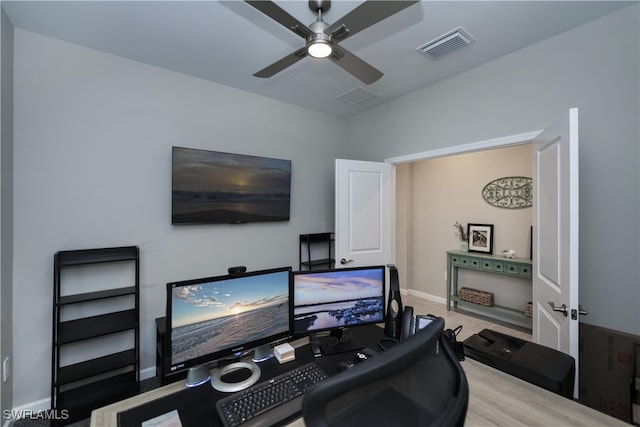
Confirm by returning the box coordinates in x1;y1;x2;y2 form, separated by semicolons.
385;130;542;296
385;130;542;165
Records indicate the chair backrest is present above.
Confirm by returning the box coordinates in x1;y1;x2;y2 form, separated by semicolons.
302;317;469;427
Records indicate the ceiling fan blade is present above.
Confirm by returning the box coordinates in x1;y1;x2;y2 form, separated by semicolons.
254;47;307;78
326;0;419;42
245;0;313;39
329;45;383;85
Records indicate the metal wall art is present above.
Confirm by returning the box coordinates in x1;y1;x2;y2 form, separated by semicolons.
482;176;532;209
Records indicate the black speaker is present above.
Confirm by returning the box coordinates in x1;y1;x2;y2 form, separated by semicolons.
384;264;403;339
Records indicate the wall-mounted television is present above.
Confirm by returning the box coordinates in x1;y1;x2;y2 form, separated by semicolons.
172;147;292;224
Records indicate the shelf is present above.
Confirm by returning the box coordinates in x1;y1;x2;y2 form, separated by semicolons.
56;371;138;424
55;246;139;267
447;250;532;330
52;245;139;426
57;309;137;345
300;233;334;244
301;258;335;268
299;232;334;270
451;296;532;325
56;349;137;386
57;286;137;306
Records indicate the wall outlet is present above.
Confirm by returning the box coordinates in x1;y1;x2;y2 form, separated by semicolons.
2;357;9;382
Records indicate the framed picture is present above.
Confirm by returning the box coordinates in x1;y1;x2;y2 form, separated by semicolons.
467;224;494;254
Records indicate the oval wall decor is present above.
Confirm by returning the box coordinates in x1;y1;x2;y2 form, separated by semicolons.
482;176;532;209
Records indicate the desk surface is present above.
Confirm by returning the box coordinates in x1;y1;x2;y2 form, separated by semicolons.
91;331;626;427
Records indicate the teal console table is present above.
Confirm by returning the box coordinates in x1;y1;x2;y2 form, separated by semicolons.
446;250;532;328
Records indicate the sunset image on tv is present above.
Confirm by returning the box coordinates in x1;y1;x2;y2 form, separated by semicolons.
172;147;291;224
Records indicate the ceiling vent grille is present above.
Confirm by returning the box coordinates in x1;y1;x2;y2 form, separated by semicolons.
416;27;474;59
337;87;378;106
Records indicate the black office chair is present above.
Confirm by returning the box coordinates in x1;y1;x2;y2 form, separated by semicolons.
302;317;469;427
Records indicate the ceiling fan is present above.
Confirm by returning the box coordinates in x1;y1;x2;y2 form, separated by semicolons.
245;0;418;85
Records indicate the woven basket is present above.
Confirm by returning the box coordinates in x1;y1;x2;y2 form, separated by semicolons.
458;287;494;307
525;301;533;318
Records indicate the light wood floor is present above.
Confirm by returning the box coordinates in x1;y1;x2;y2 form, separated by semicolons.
401;293;532;343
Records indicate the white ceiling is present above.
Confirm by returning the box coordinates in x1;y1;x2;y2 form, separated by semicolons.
3;1;633;117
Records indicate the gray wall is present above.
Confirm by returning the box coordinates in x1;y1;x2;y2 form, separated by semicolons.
347;5;640;335
6;1;640;412
12;30;347;408
1;7;14;420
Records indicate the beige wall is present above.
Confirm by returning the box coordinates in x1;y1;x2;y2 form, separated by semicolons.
397;144;532;321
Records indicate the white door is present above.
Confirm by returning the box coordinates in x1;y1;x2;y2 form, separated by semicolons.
334;159;394;268
532;108;580;397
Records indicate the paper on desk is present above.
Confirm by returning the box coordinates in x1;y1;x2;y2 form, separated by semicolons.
141;409;183;427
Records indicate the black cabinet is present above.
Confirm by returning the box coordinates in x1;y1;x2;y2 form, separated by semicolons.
155;317;185;385
299;233;334;270
52;246;140;425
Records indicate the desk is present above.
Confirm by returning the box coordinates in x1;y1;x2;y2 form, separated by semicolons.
91;326;626;427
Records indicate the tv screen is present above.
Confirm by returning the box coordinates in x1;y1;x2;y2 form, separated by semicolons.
166;267;292;373
291;265;386;336
172;146;292;224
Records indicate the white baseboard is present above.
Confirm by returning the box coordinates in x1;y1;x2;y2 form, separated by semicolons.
7;397;51;423
140;366;156;381
403;288;447;305
11;397;50;415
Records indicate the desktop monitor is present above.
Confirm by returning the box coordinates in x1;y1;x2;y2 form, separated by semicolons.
291;265;386;355
166;266;292;387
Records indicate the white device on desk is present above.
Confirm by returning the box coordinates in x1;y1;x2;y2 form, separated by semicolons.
274;343;295;363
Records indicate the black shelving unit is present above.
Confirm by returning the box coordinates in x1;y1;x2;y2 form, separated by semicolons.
52;246;140;425
299;233;334;270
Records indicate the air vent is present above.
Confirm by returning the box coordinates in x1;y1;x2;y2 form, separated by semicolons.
416;27;474;59
336;87;378;106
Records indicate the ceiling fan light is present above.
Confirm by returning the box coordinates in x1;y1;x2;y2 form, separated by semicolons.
307;40;332;59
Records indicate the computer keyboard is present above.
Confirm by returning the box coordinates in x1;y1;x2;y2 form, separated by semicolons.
216;362;328;427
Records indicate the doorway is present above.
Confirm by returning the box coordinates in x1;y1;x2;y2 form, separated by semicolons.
387;131;538;327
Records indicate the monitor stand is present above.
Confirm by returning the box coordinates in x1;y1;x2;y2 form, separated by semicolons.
185;365;212;388
252;344;272;362
211;361;261;393
319;329;364;356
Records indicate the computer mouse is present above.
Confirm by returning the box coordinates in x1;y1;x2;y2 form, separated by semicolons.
354;347;378;363
354;351;369;364
337;360;354;371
